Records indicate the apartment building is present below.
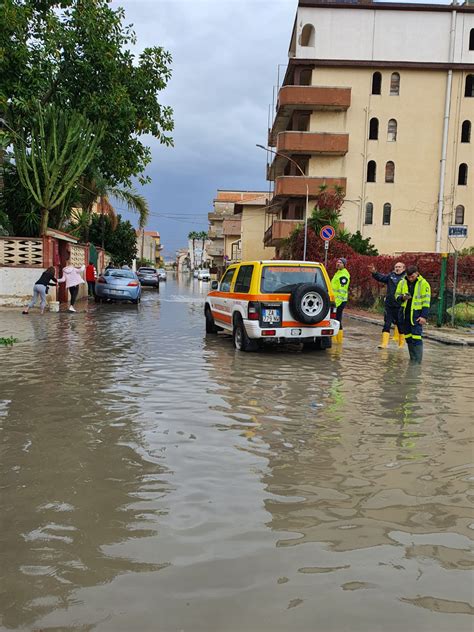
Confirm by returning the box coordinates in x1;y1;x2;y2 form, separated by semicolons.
264;0;474;255
208;190;273;268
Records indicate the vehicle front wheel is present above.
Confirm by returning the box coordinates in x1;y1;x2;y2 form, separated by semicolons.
233;319;259;352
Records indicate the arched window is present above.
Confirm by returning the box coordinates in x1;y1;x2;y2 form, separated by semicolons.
300;24;315;47
385;161;395;183
461;120;471;143
458;163;468;185
365;202;374;225
372;72;382;95
470;29;474;51
455;205;465;224
383;203;392;225
390;72;400;95
387;119;397;142
369;118;379;140
367;160;377;182
465;75;474;97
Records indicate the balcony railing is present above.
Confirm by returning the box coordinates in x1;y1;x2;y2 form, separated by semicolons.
274;176;346;198
269;85;351;146
268;132;349;179
264;219;303;247
208;247;224;257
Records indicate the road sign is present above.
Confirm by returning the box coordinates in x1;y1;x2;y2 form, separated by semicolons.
448;225;468;238
320;225;336;241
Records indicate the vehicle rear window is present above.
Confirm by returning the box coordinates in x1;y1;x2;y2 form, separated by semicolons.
139;268;156;273
234;265;254;293
106;270;136;279
261;266;324;293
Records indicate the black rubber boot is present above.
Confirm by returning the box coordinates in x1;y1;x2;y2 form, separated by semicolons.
412;344;423;364
407;342;416;362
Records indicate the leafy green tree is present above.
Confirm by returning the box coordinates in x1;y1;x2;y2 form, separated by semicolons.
88;214;137;266
13;102;103;235
341;230;379;256
2;0;174;187
197;230;208;266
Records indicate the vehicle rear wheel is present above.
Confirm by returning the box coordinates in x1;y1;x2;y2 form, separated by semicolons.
289;284;330;325
303;336;332;351
132;297;140;305
233;318;259;352
94;296;102;304
205;306;219;334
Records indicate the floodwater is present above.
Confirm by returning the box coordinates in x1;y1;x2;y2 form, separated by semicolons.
0;274;472;632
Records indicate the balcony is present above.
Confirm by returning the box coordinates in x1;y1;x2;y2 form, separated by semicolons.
268;132;349;179
274;176;346;199
264;220;303;247
207;246;224;257
269;85;351;146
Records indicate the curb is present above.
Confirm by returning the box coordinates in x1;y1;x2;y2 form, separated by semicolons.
346;312;474;347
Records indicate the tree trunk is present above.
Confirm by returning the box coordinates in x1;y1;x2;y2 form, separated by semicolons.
40;208;49;236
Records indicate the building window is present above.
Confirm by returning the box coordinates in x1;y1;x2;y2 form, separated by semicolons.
387;119;397;142
385;161;395;183
367;160;377;182
455;205;465;224
300;24;315;47
369;118;379;140
383;203;392;225
470;29;474;51
466;75;474;97
372;72;382;95
461;120;471;143
458;163;468;185
390;72;400;95
365;202;374;225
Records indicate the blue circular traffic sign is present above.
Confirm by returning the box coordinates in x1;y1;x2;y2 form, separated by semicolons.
320;225;336;241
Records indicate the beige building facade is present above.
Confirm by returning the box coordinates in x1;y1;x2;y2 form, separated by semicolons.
264;0;474;255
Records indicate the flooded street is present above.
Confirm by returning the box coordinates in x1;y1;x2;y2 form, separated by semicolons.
0;274;472;632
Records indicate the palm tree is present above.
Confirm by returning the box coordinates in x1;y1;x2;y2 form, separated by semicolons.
74;172;150;243
198;230;208;267
188;230;198;269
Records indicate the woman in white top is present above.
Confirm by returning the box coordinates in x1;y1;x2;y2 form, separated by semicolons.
57;260;85;312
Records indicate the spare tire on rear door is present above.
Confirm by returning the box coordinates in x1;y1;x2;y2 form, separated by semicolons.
289;283;330;325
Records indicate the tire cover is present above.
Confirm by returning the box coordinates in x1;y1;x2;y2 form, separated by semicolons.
289;283;330;325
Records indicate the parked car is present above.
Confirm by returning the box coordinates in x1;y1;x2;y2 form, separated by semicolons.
204;260;339;351
137;267;160;289
197;269;211;281
193;269;199;278
95;269;141;304
157;268;167;281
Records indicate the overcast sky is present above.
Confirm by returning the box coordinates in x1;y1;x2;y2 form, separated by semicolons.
109;0;296;258
111;0;450;258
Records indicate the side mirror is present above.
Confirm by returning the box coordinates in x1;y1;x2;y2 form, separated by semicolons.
211;280;218;290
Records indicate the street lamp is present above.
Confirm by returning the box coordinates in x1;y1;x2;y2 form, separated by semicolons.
256;144;310;262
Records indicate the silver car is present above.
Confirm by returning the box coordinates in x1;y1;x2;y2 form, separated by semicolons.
157;268;167;281
95;269;141;304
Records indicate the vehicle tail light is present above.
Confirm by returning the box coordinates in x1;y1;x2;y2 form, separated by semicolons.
321;329;334;336
248;301;260;321
261;330;276;336
330;303;337;319
127;281;139;286
97;276;106;284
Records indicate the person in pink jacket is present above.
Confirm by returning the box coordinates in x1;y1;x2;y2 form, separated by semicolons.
57;260;85;312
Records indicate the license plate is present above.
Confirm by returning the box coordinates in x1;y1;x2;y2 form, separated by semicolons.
262;307;281;325
109;289;124;295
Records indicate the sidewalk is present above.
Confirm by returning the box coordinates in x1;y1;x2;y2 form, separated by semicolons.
346;307;474;347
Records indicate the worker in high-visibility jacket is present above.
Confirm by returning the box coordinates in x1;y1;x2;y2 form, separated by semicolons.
331;257;350;344
395;265;431;364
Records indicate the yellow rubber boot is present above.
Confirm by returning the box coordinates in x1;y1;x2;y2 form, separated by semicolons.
338;330;344;344
392;326;400;342
334;331;341;344
378;332;390;348
398;334;405;348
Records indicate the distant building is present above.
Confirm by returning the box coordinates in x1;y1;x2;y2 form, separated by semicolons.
136;230;162;265
264;0;474;254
